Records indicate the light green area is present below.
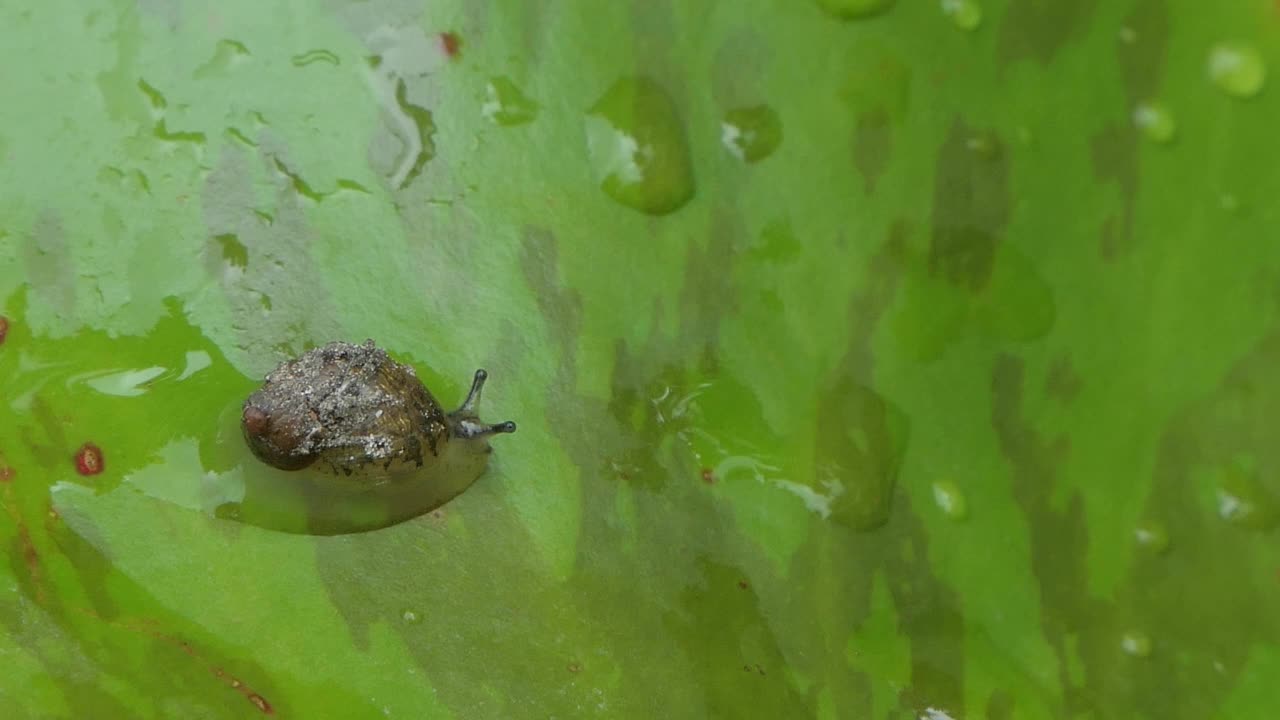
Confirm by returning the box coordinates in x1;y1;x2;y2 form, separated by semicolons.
2;0;1279;717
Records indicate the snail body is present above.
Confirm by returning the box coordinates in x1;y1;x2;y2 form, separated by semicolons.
241;340;515;485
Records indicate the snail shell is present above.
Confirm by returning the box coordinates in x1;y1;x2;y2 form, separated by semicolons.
241;340;515;481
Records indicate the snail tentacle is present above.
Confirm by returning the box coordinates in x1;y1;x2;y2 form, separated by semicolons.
458;369;488;414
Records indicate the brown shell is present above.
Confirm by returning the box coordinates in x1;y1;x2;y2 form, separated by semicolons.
241;340;449;476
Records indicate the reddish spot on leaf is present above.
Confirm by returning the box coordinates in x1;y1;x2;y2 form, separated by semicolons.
78;608;275;715
1;480;45;603
0;466;14;483
440;32;461;58
567;661;582;673
249;694;273;714
737;580;749;590
701;467;715;484
75;442;104;476
0;316;8;344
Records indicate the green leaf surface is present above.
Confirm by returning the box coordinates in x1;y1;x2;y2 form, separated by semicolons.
2;1;1279;718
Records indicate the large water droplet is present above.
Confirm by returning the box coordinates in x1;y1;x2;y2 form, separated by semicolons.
931;480;968;520
585;77;694;215
1208;42;1266;98
820;381;908;532
482;76;539;126
1132;101;1176;143
402;609;422;624
815;0;894;19
941;0;982;31
721;105;782;163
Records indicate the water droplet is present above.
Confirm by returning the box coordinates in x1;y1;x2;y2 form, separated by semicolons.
1121;630;1151;658
820;382;908;532
585;77;694;215
1133;519;1169;553
482;76;539;126
402;609;421;624
931;480;968;520
815;0;894;19
1216;465;1279;530
964;132;997;157
721;105;782;163
1132;101;1176;143
1208;42;1266;98
1219;193;1241;213
940;0;982;31
291;49;340;67
1118;26;1138;44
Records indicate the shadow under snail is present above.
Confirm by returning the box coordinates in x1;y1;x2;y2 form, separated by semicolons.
240;340;516;486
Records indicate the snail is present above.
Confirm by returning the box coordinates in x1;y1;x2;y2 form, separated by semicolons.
240;340;515;484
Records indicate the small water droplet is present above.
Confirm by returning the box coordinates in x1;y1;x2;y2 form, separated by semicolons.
482;76;539;126
1133;519;1169;553
1132;101;1176;143
1118;26;1138;44
940;0;982;31
402;609;421;623
1121;630;1151;658
1219;193;1241;213
815;0;894;20
931;480;968;520
964;132;998;158
291;49;340;67
1216;465;1279;530
585;77;694;215
1208;42;1266;98
721;105;782;163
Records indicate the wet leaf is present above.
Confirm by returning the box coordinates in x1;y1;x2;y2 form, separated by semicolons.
2;1;1279;718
